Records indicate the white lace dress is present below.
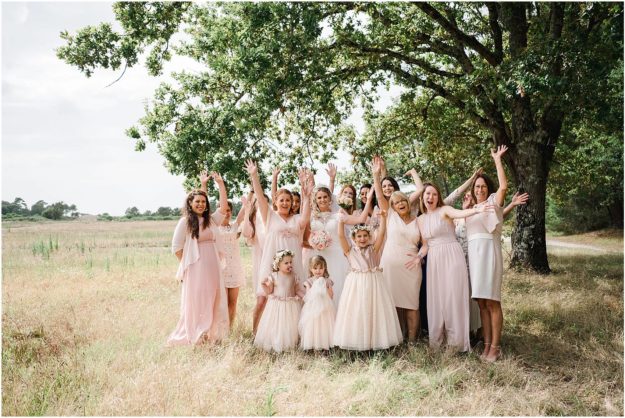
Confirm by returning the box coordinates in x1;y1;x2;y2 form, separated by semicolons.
309;211;350;308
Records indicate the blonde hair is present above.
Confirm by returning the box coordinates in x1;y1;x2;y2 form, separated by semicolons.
308;255;329;278
390;190;409;207
271;249;294;272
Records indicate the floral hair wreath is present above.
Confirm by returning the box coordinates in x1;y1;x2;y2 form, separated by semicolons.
350;224;372;238
272;249;294;272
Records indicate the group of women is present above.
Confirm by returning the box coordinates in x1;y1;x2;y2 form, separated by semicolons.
167;147;529;362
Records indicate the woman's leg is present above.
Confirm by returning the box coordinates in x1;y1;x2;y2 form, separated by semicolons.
477;298;492;358
252;295;267;335
227;287;240;327
486;299;503;362
406;309;420;342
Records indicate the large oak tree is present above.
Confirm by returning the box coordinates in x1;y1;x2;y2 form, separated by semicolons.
58;2;623;273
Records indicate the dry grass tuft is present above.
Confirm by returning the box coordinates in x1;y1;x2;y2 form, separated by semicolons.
2;220;623;415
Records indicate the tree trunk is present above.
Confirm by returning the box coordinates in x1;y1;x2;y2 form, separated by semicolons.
507;134;552;274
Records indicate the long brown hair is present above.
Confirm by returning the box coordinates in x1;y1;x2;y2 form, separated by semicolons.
183;190;211;239
248;193;257;239
419;182;444;214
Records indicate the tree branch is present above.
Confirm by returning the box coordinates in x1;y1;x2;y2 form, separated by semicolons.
342;40;463;78
379;61;491;129
487;3;503;62
415;3;502;66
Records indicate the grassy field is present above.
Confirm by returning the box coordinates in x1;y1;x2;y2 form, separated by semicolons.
2;220;623;415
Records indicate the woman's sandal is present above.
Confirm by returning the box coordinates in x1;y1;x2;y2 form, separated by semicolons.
485;345;502;363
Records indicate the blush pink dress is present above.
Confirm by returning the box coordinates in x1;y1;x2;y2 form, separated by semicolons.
257;210;305;297
419;208;470;352
380;209;422;310
168;214;229;346
333;245;402;350
254;272;302;352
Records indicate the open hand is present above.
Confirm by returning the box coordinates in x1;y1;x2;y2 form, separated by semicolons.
491;145;508;161
325;163;337;179
510;192;529;207
244;160;258;176
199;170;210;184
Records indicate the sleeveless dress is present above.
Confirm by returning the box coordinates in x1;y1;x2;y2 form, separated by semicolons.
455;219;482;333
218;224;245;288
299;276;335;350
380;209;422;310
333;245;402;351
241;209;265;294
309;211;349;308
419;208;470;352
254;272;302;352
466;193;504;301
257;210;305;297
168;214;229;345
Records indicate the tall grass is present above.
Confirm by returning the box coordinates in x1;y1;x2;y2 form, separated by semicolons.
2;221;623;415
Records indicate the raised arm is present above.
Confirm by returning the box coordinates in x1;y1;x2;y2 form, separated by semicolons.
491;145;508;207
297;168;313;230
240;195;255;239
337;215;351;255
271;167;280;204
245;160;269;225
406;168;425;206
444;167;483;205
373;210;387;254
326;163;337;194
503;192;529;219
341;187;375;225
211;172;229;215
441;203;494;220
372;156;389;211
199;170;210;194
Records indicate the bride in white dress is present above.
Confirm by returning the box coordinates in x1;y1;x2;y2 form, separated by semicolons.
307;180;375;307
308;185;349;307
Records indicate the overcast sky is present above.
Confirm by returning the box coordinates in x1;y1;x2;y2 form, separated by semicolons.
2;2;401;216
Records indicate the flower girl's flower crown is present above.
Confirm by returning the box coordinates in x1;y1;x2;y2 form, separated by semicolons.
350;224;372;237
272;249;294;272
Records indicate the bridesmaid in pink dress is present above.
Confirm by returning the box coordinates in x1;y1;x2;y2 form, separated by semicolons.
168;171;230;345
407;182;493;352
244;160;313;334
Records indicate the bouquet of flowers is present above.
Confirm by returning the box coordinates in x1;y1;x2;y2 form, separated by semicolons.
309;230;333;251
337;196;353;211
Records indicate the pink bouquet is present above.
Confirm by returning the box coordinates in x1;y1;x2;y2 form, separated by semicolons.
309;230;332;251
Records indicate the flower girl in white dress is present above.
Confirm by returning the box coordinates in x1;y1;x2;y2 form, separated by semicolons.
299;255;336;350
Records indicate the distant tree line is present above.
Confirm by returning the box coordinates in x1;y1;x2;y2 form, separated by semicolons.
117;200;242;221
2;198;79;220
